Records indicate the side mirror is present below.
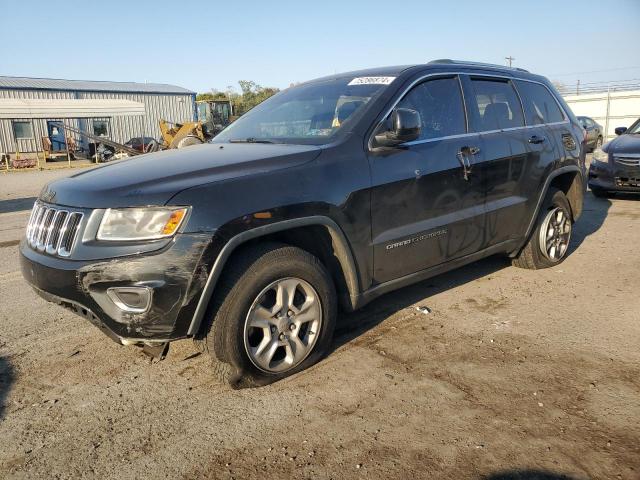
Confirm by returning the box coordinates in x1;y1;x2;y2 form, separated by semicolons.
615;126;627;136
374;108;421;147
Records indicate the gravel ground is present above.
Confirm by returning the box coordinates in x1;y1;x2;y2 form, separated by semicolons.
0;166;639;480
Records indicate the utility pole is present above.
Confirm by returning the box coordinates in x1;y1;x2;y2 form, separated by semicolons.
576;79;580;95
505;56;515;67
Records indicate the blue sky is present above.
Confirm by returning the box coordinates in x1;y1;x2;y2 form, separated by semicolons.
1;0;638;93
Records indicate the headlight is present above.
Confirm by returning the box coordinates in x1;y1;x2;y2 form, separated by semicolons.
97;207;189;241
592;148;608;163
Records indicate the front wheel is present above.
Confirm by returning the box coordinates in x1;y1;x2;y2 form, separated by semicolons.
199;243;337;388
512;188;573;269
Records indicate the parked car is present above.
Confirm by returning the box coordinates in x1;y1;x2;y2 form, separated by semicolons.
588;118;640;197
124;136;158;153
577;116;603;151
20;60;586;388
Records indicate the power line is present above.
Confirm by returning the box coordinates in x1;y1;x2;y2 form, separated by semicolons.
563;77;640;87
557;81;640;95
550;65;640;77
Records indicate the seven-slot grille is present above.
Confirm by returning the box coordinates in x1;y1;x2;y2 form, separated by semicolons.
614;154;640;168
26;202;83;257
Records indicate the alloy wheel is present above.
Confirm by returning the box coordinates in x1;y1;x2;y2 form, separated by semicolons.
244;277;322;373
538;207;572;262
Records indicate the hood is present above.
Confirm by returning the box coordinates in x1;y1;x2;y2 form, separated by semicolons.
604;133;640;155
40;143;321;208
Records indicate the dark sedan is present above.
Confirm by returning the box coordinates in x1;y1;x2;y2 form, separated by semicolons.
588;118;640;197
578;116;604;151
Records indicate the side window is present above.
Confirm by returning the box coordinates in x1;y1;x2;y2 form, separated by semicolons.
467;78;524;131
13;121;34;139
396;77;466;140
515;80;565;125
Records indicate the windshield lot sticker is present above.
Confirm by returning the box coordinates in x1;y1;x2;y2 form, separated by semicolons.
348;76;396;86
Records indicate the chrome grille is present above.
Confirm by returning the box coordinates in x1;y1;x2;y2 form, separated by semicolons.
26;202;83;257
614;154;640;168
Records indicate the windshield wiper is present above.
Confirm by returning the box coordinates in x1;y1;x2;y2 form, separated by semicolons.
229;137;276;144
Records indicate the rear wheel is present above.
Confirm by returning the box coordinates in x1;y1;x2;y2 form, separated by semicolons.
512;188;573;269
199;243;337;388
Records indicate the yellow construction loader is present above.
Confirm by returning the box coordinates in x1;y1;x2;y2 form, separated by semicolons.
159;99;234;149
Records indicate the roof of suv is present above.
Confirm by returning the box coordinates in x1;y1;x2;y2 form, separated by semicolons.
304;59;544;86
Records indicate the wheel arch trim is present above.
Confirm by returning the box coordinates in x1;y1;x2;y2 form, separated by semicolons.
187;216;360;336
514;165;584;257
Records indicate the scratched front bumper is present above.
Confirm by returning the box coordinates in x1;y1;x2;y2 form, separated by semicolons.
20;233;213;342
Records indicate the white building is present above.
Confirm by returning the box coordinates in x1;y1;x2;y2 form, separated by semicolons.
563;89;640;141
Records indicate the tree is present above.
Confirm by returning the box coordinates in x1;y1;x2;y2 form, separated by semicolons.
196;90;229;102
198;80;279;116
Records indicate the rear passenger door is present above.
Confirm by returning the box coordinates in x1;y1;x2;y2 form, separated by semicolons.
513;79;573;204
515;79;575;162
461;75;534;247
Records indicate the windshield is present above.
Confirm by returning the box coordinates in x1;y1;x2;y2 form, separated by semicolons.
214;77;394;145
626;118;640;134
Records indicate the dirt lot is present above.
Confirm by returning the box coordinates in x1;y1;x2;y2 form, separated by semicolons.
1;166;639;480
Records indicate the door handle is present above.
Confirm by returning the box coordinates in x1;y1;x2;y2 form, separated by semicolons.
528;135;546;144
456;145;480;181
459;145;481;155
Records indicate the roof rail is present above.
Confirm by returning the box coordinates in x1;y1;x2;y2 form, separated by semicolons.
427;59;529;73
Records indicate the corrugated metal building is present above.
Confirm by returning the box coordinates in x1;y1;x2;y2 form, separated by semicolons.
0;76;195;156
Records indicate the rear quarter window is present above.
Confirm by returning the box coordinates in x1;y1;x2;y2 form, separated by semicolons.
515;80;565;125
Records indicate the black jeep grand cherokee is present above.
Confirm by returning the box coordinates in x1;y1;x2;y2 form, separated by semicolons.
21;60;586;387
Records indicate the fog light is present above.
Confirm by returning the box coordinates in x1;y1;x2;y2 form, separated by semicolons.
106;287;152;313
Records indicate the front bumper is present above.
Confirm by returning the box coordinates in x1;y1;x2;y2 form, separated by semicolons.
588;160;640;192
20;233;215;343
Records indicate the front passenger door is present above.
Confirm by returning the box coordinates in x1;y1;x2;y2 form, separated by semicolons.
368;75;485;283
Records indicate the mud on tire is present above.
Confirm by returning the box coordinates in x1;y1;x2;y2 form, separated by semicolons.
197;243;337;389
512;188;574;270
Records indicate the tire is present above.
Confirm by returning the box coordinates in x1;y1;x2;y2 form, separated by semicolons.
512;188;573;270
175;135;203;149
144;139;160;153
198;243;337;388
